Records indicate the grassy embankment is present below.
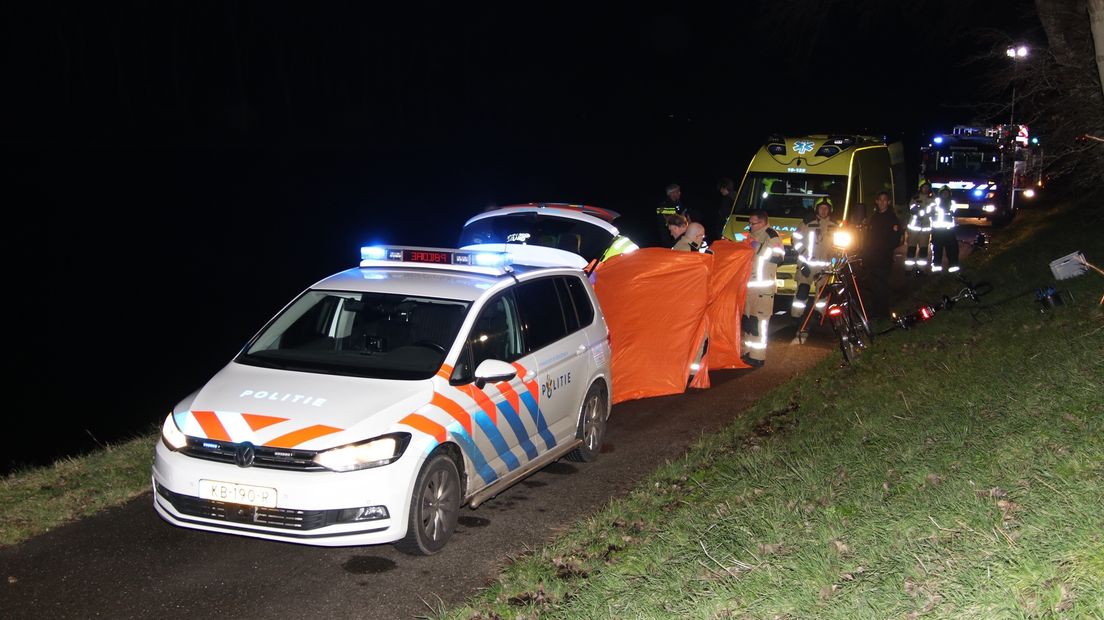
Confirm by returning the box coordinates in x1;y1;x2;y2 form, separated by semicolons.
0;425;156;547
440;196;1104;619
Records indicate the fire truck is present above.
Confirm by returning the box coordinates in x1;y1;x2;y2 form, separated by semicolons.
919;124;1041;226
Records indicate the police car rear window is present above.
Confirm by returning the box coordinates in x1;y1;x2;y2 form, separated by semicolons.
563;276;595;328
458;213;615;263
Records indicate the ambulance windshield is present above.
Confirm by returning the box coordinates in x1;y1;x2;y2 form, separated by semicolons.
238;291;470;380
733;173;847;219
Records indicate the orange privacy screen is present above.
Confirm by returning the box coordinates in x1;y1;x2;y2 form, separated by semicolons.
593;240;754;404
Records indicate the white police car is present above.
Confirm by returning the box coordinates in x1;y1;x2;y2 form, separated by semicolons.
152;246;612;554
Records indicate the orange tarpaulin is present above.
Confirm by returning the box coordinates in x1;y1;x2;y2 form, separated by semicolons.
704;240;756;369
593;240;755;404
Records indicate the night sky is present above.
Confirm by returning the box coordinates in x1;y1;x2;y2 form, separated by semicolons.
1;1;1042;472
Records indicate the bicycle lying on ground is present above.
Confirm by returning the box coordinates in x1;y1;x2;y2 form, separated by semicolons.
880;275;994;334
795;229;872;365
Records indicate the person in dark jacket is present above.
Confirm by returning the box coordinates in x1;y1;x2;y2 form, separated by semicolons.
655;184;685;246
861;190;902;320
715;177;737;241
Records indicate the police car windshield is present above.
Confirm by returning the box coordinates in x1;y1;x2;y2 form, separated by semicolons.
459;213;614;262
238;290;470;380
734;173;846;219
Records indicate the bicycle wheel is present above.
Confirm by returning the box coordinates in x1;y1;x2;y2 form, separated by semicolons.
844;279;873;345
830;309;856;364
848;301;872;349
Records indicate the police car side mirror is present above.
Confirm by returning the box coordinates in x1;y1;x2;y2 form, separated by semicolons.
473;359;517;389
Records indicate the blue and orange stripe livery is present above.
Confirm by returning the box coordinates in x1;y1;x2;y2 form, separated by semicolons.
399;361;548;484
183;411;344;449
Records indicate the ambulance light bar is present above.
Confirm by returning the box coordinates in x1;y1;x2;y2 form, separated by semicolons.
359;245;512;271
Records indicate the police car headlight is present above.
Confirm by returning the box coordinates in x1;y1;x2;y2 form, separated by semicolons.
832;230;853;249
313;433;412;472
982;204;997;213
161;414;188;451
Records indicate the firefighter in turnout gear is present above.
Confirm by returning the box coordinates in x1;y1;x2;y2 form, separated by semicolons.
905;181;934;275
790;199;838;318
742;210;785;367
929;186;960;273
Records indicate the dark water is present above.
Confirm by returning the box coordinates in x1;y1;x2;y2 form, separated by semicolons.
2;139;749;474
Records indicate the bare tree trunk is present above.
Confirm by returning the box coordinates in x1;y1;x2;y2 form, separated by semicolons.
1035;0;1094;67
1090;0;1104;101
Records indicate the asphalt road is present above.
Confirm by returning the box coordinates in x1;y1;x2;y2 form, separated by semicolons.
1;321;835;620
0;226;989;619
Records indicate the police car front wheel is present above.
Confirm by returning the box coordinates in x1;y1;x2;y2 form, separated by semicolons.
395;453;461;555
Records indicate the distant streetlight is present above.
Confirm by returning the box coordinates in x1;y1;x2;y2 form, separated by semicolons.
1006;44;1030;212
1006;45;1030;127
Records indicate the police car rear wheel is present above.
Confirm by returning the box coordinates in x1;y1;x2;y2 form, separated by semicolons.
396;453;460;555
567;383;607;463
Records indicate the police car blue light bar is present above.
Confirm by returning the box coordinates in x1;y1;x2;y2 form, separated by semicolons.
359;245;512;271
361;246;388;261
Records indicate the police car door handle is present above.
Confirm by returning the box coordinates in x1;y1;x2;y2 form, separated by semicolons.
576;344;588;355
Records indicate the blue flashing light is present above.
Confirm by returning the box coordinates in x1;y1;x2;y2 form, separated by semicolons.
972;189;985;198
1031;137;1039;144
933;136;944;144
472;252;511;268
361;246;388;261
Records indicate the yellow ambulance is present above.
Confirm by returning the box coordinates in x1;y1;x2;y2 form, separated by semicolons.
721;134;907;295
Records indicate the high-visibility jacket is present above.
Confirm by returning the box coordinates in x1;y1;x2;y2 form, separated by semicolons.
747;227;785;292
656;199;683;217
600;235;639;261
792;214;838;270
907;195;934;232
929;197;957;230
